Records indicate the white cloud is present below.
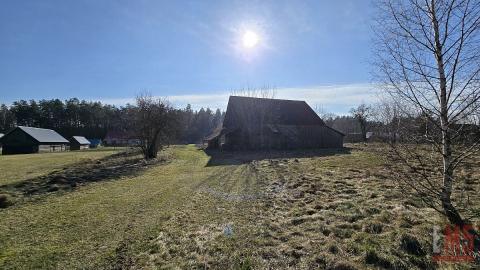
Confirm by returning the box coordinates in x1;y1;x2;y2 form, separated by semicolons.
98;83;378;115
276;83;378;113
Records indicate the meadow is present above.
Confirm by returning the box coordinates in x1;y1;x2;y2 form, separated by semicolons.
0;145;477;269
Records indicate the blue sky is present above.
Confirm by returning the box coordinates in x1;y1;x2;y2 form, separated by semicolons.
0;0;375;114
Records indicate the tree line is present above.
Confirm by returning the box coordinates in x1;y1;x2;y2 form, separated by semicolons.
0;98;224;146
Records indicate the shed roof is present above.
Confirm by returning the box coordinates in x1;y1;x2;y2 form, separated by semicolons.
16;126;69;143
71;136;91;145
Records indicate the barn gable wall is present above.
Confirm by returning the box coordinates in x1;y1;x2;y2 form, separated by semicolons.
1;128;69;154
1;128;38;154
208;96;344;150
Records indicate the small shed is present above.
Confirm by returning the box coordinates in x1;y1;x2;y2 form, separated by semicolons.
88;138;102;148
70;136;91;150
0;126;69;155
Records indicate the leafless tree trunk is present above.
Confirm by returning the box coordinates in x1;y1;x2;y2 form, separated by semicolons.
374;0;480;227
373;97;403;143
230;85;277;100
350;103;372;142
135;94;179;159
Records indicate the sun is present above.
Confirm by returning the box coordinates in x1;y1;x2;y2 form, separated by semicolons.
242;30;259;48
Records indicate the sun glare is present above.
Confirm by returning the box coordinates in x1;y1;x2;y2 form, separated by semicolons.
242;30;259;48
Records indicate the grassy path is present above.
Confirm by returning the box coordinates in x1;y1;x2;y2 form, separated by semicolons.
0;145;263;269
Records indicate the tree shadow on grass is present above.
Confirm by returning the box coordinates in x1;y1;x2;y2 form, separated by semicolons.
204;147;352;167
0;150;165;202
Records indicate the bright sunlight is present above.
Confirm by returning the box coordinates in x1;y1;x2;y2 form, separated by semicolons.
242;30;259;48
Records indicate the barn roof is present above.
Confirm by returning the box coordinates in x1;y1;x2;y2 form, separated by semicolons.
16;126;69;143
223;96;326;128
88;138;102;146
71;136;91;145
205;96;344;142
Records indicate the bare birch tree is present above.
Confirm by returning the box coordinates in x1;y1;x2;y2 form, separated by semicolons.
374;0;480;228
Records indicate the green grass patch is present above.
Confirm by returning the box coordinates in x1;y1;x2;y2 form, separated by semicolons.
0;148;121;186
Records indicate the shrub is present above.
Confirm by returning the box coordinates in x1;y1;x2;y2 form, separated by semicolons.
364;249;392;268
0;194;12;208
363;223;383;234
328;244;339;254
312;253;329;268
365;207;381;215
399;233;425;256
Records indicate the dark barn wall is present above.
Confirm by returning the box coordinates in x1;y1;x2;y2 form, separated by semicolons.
70;143;89;151
70;144;80;150
1;129;38;155
1;129;69;155
213;96;345;151
223;131;243;150
280;126;343;149
223;125;343;150
207;138;219;149
318;126;344;148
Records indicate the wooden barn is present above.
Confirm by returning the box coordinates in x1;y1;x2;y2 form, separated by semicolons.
88;138;102;148
207;96;344;150
70;136;91;150
0;126;69;155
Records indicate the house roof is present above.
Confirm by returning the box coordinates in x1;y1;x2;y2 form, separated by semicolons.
15;126;69;143
71;136;90;145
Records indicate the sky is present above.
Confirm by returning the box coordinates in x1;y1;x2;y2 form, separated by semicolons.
0;0;376;114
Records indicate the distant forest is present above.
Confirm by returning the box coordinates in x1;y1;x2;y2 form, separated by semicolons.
0;98;224;144
0;98;372;144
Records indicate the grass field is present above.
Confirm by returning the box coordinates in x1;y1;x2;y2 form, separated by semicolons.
0;148;122;186
0;145;477;269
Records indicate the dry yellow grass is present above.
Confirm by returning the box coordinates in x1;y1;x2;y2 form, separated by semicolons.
0;144;478;269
